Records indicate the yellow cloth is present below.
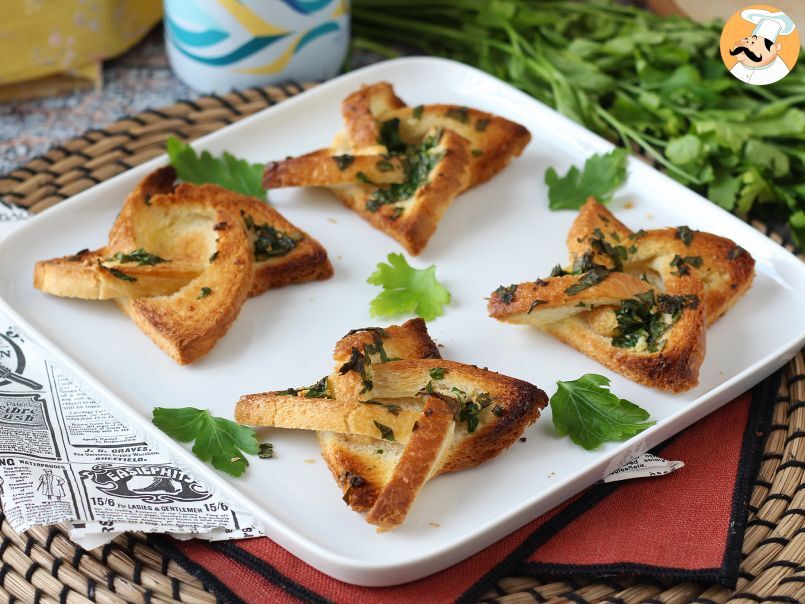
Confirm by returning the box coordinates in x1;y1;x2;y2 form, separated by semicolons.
0;0;163;96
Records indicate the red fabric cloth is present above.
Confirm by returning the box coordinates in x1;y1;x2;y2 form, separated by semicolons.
166;390;764;604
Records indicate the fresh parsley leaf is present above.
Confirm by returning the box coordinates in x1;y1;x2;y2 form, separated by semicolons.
367;253;451;322
550;374;655;450
258;443;274;459
152;407;259;477
545;149;628;210
166;136;266;199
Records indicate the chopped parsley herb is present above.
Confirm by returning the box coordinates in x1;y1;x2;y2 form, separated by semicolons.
528;299;547;314
304;377;330;399
339;347;373;393
429;367;446;380
333;154;355;170
424;381;434;394
451;387;493;433
365;131;444;212
276;387;299;396
374;421;395;441
376;449;384;454
495;284;518;304
471;149;484;157
144;193;152;206
258;443;274;459
475;118;490;132
589;228;628;271
98;261;136;282
67;249;90;261
356;171;374;184
551;264;570;277
376;159;395;172
209;250;219;263
611;290;699;352
412;105;424;120
669;254;703;276
378;118;407;153
390;206;404;220
564;267;610;295
629;229;647;241
197;287;212;299
445;106;469;123
384;404;402;416
492;405;505;417
108;248;168;266
242;212;298;260
676;225;694;246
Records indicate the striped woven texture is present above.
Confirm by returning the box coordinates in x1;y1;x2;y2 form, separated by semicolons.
0;84;802;604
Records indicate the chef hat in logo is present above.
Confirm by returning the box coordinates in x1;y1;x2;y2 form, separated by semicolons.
741;8;796;43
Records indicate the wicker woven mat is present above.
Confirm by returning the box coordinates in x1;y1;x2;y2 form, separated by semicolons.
0;84;803;604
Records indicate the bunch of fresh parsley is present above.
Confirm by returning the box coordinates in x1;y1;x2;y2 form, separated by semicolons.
352;0;805;248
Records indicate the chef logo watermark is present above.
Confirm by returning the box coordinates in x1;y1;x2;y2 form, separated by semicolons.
721;5;799;86
79;464;212;504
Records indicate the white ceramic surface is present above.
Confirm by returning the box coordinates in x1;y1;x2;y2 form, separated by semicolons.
1;58;804;586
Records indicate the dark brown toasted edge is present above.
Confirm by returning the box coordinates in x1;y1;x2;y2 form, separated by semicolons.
365;396;454;531
322;319;440;510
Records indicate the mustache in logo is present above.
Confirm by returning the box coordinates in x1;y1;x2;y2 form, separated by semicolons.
730;46;763;63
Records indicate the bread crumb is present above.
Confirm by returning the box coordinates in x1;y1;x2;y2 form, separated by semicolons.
547;472;556;479
624;201;634;209
328;217;338;224
429;522;440;528
645;213;653;220
519;437;527;443
304;458;316;464
337;255;343;260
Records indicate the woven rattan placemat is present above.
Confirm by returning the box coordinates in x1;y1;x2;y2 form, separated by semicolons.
0;84;803;604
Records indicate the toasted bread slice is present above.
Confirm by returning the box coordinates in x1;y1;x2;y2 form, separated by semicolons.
568;199;755;324
109;167;332;297
488;198;752;392
365;396;454;532
328;128;471;255
321;320;548;512
235;393;423;444
264;150;406;188
33;248;203;299
338;82;531;190
264;82;530;255
115;185;254;364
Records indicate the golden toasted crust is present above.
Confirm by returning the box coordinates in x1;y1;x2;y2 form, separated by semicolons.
329;128;471;255
366;359;548;473
115;189;253;364
264;150;405;188
365;396;454;531
267;82;530;255
235;393;422;443
341;82;407;149
316;322;547;512
569;198;756;324
385;104;531;189
488;272;652;328
489;198;750;392
36;167;333;363
33;248;202;299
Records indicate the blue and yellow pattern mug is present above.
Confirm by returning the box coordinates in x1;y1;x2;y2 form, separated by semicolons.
164;0;349;93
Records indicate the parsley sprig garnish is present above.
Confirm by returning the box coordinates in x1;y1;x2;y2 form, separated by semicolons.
551;374;655;450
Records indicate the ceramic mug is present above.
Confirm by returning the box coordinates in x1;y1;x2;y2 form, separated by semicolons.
164;0;350;93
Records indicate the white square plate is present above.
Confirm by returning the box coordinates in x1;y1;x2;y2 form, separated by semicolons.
1;58;804;586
